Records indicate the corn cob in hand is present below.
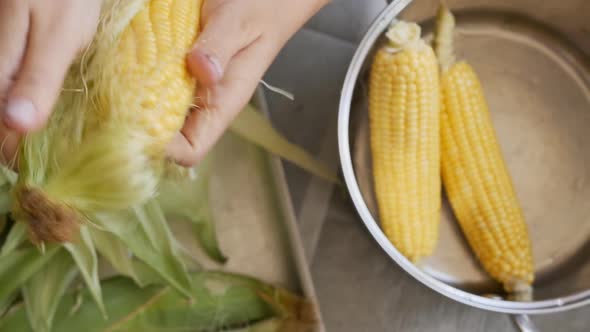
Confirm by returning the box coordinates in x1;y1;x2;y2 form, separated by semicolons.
434;5;534;300
13;0;201;243
369;21;441;263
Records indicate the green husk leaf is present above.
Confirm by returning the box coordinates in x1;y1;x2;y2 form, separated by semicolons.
130;260;167;286
132;200;170;253
92;202;192;298
22;249;77;332
0;166;17;186
0;166;14;212
0;167;16;218
1;222;27;257
190;208;226;263
0;291;19;317
158;158;226;263
0;277;162;332
202;272;318;325
225;318;283;332
89;228;139;284
114;281;272;331
0;271;307;332
0;191;11;215
63;227;105;317
0;245;59;301
230;105;338;183
233;318;316;332
0;215;9;245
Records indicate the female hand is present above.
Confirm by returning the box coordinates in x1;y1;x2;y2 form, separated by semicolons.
0;0;102;162
167;0;330;166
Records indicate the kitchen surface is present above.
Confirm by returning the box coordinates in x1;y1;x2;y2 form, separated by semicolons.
263;0;590;330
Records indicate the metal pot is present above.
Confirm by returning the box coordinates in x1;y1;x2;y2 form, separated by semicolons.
338;0;589;319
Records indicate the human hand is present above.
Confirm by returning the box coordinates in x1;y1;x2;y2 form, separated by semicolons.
167;0;330;166
0;0;102;162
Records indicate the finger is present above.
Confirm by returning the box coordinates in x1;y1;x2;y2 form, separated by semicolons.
4;6;85;133
0;0;29;104
187;2;261;87
169;37;278;166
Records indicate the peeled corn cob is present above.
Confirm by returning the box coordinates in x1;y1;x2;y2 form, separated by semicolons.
434;5;534;299
103;0;200;152
369;21;441;263
13;0;202;243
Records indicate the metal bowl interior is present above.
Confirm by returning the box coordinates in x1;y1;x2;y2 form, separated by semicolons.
338;0;590;314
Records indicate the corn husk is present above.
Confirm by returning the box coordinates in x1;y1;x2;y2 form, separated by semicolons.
22;250;77;332
231;105;339;184
92;202;193;298
8;0;336;246
158;157;227;263
0;103;332;331
0;272;312;332
0;246;60;302
0;1;329;330
62;227;105;316
0;222;26;257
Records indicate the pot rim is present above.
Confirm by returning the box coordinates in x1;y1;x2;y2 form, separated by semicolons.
336;0;590;314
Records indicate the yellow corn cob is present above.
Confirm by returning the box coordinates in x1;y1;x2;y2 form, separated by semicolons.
103;0;200;152
14;0;202;243
434;5;534;298
369;21;441;263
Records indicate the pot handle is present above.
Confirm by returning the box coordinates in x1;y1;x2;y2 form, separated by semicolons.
513;314;540;332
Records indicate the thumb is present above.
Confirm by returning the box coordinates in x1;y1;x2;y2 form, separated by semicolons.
187;3;260;87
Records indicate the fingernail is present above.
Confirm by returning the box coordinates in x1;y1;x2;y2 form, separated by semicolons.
204;54;223;80
4;98;37;129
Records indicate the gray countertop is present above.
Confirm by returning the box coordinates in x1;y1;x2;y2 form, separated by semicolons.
262;1;590;331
